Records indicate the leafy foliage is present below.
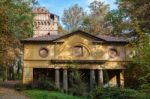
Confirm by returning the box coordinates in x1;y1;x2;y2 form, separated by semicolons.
90;87;149;99
69;69;87;97
0;0;33;81
62;1;112;35
106;9;130;36
117;0;150;34
109;0;150;92
62;4;85;31
32;76;59;91
83;1;112;35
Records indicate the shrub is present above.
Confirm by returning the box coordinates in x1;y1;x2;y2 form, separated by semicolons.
31;76;59;91
89;87;149;99
15;83;27;91
69;69;87;97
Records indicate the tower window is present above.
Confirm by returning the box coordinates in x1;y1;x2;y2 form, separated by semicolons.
38;22;40;25
47;33;50;35
41;22;43;25
50;14;54;20
48;22;50;25
44;22;47;25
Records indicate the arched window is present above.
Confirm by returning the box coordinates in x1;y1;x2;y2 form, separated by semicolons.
73;46;83;57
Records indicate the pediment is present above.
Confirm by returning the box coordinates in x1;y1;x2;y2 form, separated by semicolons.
52;30;105;42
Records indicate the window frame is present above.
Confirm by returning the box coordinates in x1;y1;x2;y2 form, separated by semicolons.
73;46;84;57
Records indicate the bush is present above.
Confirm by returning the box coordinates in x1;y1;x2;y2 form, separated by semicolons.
125;60;150;92
31;76;59;91
15;83;27;91
69;69;87;97
89;87;149;99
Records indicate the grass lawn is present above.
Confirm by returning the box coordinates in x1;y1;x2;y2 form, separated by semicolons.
24;90;84;99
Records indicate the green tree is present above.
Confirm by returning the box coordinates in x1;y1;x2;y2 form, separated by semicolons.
106;9;131;36
116;0;150;38
0;0;33;81
62;4;85;31
82;0;112;35
116;0;150;91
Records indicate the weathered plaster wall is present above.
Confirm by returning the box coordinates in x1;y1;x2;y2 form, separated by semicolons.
23;33;127;84
23;33;127;68
24;44;54;60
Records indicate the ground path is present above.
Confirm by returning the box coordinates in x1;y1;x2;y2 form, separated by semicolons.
0;80;29;99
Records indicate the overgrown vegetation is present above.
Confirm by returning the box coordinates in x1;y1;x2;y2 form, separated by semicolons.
89;87;150;99
69;69;87;97
24;90;83;99
115;0;150;92
31;76;59;91
15;83;27;91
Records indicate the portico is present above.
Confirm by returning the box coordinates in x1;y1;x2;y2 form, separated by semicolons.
53;68;124;91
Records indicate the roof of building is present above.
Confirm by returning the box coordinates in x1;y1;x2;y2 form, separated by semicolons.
32;7;49;14
32;7;59;18
96;35;127;42
23;34;61;42
21;30;128;44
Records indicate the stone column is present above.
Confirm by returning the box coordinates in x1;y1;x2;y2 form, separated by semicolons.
23;67;33;84
90;69;95;89
98;69;103;87
55;68;60;88
63;69;68;91
120;70;124;87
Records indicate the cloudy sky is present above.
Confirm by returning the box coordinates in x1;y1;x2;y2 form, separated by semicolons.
38;0;117;17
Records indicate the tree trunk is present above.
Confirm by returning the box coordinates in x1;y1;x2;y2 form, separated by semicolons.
3;66;7;82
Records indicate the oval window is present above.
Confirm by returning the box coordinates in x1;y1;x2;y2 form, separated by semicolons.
39;48;49;58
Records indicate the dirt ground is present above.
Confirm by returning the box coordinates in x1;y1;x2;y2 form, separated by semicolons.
0;80;29;99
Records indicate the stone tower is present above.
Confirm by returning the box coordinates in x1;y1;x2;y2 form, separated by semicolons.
32;7;59;37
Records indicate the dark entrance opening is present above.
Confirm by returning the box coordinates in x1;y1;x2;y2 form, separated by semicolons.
79;69;90;90
68;69;91;91
104;70;121;87
59;69;64;88
33;68;55;84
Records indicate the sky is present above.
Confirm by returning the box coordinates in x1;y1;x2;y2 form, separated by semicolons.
38;0;118;18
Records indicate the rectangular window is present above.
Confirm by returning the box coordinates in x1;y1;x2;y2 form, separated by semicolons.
73;46;83;57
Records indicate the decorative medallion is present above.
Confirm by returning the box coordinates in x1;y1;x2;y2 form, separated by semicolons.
39;48;49;58
109;48;118;58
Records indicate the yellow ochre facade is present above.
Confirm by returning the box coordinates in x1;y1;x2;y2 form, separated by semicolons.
22;30;130;90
